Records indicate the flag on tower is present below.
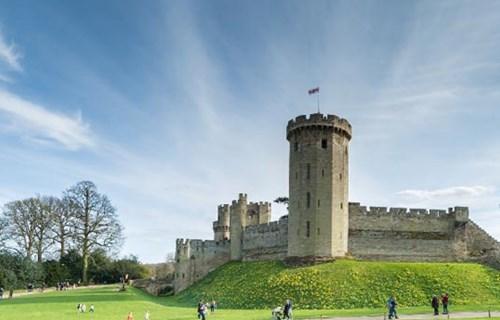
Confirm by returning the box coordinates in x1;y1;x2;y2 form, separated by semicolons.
308;87;319;95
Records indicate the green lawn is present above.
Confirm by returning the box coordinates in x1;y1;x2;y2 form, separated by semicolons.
0;285;499;320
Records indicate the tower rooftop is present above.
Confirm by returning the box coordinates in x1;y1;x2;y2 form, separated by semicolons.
286;113;352;140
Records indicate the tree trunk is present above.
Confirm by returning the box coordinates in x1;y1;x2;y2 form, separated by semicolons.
82;242;89;285
59;222;65;259
60;238;65;260
37;246;43;263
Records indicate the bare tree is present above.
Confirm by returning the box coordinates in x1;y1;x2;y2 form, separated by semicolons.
50;196;74;259
3;198;38;259
0;216;8;249
32;196;55;263
63;181;123;284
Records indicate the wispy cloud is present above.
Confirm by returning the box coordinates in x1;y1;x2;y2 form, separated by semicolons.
397;185;494;201
0;90;94;150
0;30;22;71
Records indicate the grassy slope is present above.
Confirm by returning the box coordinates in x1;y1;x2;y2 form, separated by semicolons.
176;260;500;309
0;285;499;320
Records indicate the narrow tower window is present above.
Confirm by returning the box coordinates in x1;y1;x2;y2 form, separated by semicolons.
306;192;311;208
340;202;343;209
317;228;320;235
322;169;325;177
306;221;310;238
306;163;311;179
321;139;328;149
295;171;298;180
339;173;342;180
317;199;320;208
294;142;299;151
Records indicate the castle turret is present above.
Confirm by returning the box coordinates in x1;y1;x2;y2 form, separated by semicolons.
286;113;352;258
213;204;230;241
230;193;248;260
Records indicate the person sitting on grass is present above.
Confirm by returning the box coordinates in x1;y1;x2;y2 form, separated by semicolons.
144;310;150;320
89;304;95;313
127;311;134;320
272;306;283;320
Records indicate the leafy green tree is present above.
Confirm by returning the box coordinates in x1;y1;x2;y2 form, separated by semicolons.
60;249;83;283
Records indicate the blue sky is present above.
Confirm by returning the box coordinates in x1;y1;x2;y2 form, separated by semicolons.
0;0;499;262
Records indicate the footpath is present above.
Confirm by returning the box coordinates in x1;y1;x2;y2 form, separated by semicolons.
313;311;500;320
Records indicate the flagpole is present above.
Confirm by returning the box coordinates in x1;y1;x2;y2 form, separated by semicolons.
317;91;320;113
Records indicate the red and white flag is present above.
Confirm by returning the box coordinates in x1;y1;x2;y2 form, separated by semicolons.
308;87;319;95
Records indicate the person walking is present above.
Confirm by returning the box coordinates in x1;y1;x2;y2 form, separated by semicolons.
284;299;292;320
387;295;399;319
210;300;216;313
441;293;449;315
431;295;439;316
197;300;207;320
144;310;150;320
0;287;4;300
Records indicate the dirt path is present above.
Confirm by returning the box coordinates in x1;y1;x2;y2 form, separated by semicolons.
312;311;500;320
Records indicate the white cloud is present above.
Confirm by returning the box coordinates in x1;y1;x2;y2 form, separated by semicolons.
0;90;94;150
397;185;494;201
0;30;22;71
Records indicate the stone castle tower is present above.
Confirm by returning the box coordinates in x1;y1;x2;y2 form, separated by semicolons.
286;113;352;259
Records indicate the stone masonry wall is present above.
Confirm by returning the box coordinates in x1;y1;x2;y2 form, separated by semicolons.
347;203;466;261
174;239;230;293
242;216;288;261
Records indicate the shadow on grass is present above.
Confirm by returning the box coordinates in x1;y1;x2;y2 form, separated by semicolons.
0;287;142;305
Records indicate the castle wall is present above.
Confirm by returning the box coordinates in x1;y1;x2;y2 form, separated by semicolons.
242;216;288;261
347;203;465;261
174;239;230;293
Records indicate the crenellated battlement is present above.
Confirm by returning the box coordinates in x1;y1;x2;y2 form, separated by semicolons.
348;202;469;220
286;113;352;140
244;215;288;235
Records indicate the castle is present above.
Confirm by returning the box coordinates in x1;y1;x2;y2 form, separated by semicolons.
174;113;500;293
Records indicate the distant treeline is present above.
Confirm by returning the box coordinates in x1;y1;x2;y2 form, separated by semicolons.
0;181;148;295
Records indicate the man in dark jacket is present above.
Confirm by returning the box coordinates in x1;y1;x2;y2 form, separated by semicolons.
431;295;439;315
283;299;292;319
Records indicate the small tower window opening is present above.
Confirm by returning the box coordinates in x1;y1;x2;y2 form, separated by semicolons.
340;202;343;209
317;199;320;208
306;163;311;179
306;221;310;238
339;173;342;180
317;228;320;235
295;171;298;180
322;169;325;177
321;139;328;149
294;142;299;151
306;192;311;208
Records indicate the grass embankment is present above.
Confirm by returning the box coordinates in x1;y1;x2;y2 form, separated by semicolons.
176;260;500;309
0;285;498;320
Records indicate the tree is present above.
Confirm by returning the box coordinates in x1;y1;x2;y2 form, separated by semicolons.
33;197;55;263
0;217;8;249
50;197;74;259
274;197;289;208
63;181;123;285
3;198;38;259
